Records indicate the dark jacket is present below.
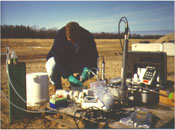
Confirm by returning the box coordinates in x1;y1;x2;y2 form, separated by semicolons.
46;26;99;78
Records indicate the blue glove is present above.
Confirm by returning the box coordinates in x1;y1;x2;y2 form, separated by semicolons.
68;75;83;86
80;67;89;82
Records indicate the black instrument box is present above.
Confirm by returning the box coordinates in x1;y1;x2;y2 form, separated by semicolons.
126;51;167;87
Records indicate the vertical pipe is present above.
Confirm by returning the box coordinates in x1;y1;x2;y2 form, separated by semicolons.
119;21;129;104
117;17;129;104
121;35;128;91
101;56;105;80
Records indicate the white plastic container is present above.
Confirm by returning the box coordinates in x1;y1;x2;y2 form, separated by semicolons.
26;72;49;106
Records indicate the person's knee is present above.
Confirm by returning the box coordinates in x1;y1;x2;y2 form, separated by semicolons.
45;57;56;76
46;57;62;86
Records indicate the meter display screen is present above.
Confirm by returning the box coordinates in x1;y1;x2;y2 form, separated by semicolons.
142;66;156;85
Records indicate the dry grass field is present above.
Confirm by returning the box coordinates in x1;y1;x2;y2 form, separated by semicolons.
1;36;174;129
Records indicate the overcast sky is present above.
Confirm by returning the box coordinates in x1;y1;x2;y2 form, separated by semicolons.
1;1;174;35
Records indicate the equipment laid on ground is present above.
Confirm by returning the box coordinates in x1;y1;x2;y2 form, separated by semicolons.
52;84;113;111
126;51;167;87
141;66;157;85
131;66;158;86
49;95;69;109
106;17;169;105
4;17;172;129
120;108;152;128
78;80;113;111
81;96;106;111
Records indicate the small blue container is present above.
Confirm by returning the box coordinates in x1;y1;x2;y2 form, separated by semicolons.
49;97;69;109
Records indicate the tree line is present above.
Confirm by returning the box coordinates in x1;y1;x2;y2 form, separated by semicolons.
1;25;57;38
1;25;162;39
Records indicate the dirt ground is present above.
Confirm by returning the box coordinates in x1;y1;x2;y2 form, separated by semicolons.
1;38;174;129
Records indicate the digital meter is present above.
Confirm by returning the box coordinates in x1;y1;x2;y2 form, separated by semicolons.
142;66;156;85
81;96;107;111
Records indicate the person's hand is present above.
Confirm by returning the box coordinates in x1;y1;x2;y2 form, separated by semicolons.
80;67;89;82
68;75;83;86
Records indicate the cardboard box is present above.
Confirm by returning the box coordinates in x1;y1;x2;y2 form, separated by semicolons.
159;90;175;106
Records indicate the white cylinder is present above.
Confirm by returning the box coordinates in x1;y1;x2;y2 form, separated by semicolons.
26;72;49;106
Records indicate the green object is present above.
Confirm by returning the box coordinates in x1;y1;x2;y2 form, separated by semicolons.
80;67;89;82
49;97;67;104
13;58;17;64
168;92;173;99
7;62;26;123
68;75;82;86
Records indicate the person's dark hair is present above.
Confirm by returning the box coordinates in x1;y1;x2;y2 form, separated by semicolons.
65;22;80;40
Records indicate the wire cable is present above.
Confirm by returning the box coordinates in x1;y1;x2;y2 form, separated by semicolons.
1;92;58;113
87;70;98;80
73;106;108;128
118;17;130;51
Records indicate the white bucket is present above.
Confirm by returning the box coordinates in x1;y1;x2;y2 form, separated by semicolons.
26;72;49;106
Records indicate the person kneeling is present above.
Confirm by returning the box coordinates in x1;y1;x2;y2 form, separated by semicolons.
45;22;99;91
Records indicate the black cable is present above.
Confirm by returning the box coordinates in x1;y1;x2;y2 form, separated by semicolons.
85;107;104;121
74;109;88;129
73;107;108;128
118;17;129;51
118;19;125;51
137;84;170;97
